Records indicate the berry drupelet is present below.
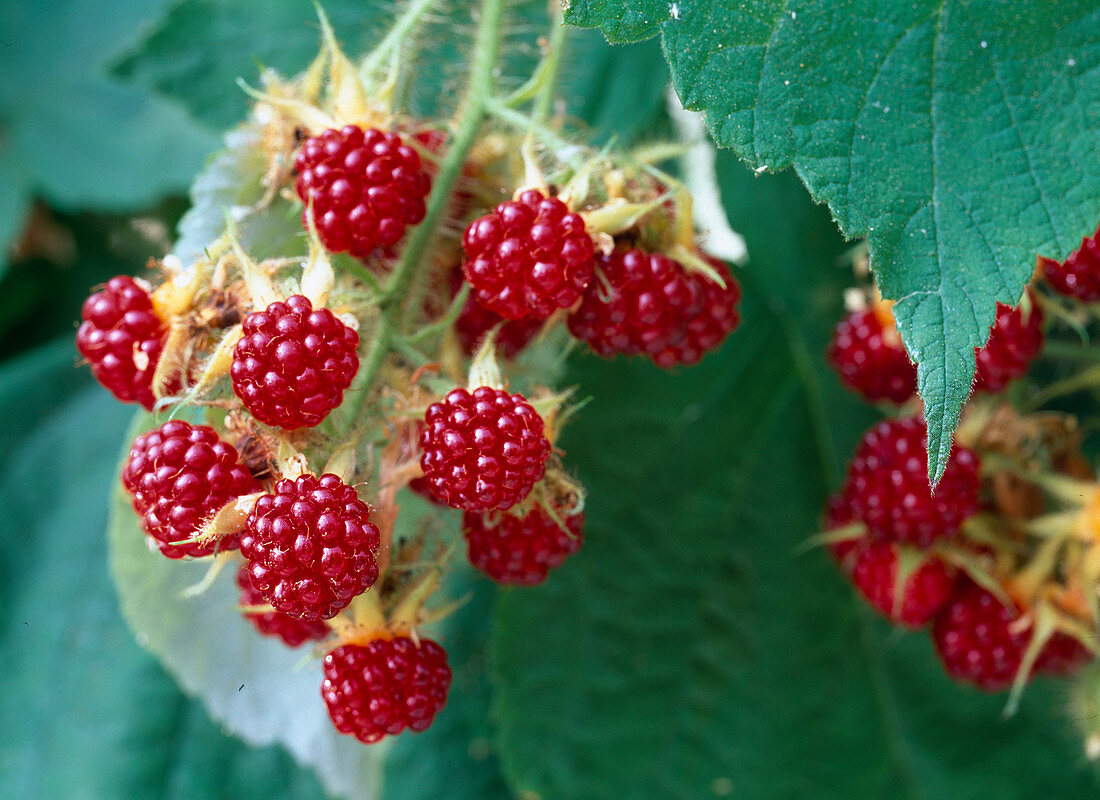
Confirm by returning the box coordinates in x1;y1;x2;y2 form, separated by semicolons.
420;387;551;512
295;125;431;257
231;295;359;430
77;275;174;409
568;248;741;367
462;189;596;320
121;420;259;558
241;473;380;621
322;636;452;743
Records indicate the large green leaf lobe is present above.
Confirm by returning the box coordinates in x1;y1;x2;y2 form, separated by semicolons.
568;0;1100;479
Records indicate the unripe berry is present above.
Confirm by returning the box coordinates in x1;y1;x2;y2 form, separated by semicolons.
121;420;259;558
295;125;431;257
568;248;741;367
419;387;551;512
77;276;175;409
462;189;595;320
322;636;452;743
463;505;584;585
241;473;380;621
231;295;359;430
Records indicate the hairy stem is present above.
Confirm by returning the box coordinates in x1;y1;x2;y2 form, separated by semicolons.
349;0;506;425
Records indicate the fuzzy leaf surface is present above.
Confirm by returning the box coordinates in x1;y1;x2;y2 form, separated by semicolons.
565;0;1100;481
490;163;1100;800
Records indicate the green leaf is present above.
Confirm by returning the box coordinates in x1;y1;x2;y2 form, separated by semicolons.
0;342;325;800
114;0;393;131
562;0;667;43
0;0;218;275
490;165;1100;799
566;0;1100;482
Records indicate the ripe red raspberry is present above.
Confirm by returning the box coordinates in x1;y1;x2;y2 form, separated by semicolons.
231;295;359;430
827;308;916;403
241;473;380;621
850;543;956;628
294;125;431;257
322;636;452;743
439;266;541;358
932;583;1026;691
1041;224;1100;302
973;292;1043;393
463;505;584;585
844;417;980;547
462;189;595;320
1034;631;1092;677
419;387;551;512
236;564;329;647
121;420;259;558
567;248;741;368
77;275;175;409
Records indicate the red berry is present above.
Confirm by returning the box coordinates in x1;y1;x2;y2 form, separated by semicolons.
462;189;595;320
1034;631;1092;677
77;276;175;409
236;564;329;647
231;295;359;430
295;125;431;257
827;308;916;403
932;584;1029;691
419;387;551;512
443;266;541;358
322;636;452;743
241;473;380;621
844;417;981;547
463;505;584;585
455;292;543;358
568;248;741;367
1042;225;1100;302
850;543;956;628
121;420;259;558
973;292;1043;393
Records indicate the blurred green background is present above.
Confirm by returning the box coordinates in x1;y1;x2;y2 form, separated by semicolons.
2;2;1099;798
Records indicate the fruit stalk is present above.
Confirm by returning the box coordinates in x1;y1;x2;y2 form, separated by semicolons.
350;0;506;423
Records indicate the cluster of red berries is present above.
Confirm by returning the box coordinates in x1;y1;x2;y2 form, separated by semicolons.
79;82;747;746
827;417;1091;691
822;232;1100;695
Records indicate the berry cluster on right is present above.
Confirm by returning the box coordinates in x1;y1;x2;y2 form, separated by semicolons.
822;232;1100;698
